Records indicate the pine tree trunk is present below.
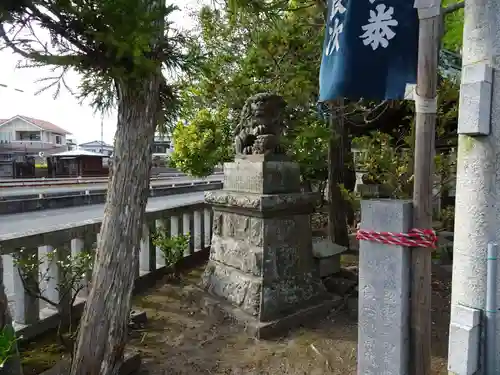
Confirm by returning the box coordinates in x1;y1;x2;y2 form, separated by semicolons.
0;256;23;375
69;74;160;375
342;124;356;227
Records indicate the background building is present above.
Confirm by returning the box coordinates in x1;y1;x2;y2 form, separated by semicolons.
153;134;172;154
0;115;71;177
79;140;114;156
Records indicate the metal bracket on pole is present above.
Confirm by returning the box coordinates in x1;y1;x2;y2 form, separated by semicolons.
414;93;438;114
458;63;493;136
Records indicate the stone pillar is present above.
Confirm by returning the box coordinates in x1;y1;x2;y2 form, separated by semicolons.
357;199;411;375
449;0;500;373
201;155;340;338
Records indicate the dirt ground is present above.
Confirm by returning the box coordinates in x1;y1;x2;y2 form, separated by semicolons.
130;259;452;375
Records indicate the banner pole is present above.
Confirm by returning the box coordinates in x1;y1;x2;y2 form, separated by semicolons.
326;99;345;245
410;2;441;374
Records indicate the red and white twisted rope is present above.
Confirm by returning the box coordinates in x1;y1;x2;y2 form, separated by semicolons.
356;228;437;248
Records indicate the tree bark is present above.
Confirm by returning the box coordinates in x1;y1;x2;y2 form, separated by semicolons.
0;256;23;375
342;120;356;227
69;74;161;375
327;100;350;247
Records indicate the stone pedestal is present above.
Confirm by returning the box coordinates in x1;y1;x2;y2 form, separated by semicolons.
201;156;339;338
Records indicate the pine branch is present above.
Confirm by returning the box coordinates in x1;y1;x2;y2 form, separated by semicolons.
0;23;82;66
443;1;464;15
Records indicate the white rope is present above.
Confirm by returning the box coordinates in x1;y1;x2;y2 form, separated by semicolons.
414;93;438;114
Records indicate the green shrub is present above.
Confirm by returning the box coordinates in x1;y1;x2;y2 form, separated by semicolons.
152;231;189;270
0;325;20;369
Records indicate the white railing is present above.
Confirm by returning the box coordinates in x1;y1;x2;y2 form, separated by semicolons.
0;202;214;340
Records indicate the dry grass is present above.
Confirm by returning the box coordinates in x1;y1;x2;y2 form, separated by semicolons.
130;261;452;375
18;253;452;375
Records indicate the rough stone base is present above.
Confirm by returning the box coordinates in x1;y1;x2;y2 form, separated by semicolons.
202;289;342;339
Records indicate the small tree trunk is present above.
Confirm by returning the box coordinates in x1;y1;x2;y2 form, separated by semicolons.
342;122;356;227
327;100;350;247
0;257;23;375
56;302;74;353
70;74;160;375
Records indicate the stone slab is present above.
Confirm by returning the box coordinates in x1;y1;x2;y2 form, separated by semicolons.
447;305;481;375
458;80;492;135
316;254;341;277
210;234;263;277
312;238;347;258
462;62;493;84
202;261;262;317
223;159;301;194
234;153;290;162
357;199;412;375
202;258;326;322
201;288;342;339
210;211;318;280
205;190;318;214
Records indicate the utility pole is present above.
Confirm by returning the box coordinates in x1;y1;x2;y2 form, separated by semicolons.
100;116;104;146
411;1;441;374
448;0;500;373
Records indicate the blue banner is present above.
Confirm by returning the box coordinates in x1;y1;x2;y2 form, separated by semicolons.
319;0;419;101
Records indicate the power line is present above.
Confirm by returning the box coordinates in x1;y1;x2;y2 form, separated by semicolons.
0;82;25;93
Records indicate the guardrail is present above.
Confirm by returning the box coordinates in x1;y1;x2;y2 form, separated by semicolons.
0;172;224;188
0;176;179;187
0;201;214;340
0;181;223;214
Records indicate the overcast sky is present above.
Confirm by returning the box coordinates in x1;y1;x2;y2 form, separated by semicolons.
0;1;200;144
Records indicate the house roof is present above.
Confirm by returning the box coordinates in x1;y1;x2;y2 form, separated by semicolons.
51;149;106;157
79;140;113;147
0;115;71;135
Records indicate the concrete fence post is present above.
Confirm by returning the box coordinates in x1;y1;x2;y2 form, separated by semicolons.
358;199;412;375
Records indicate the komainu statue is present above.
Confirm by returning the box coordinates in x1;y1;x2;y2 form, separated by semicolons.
233;92;287;156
